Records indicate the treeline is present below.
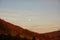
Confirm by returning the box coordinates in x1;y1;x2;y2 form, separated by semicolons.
0;34;36;40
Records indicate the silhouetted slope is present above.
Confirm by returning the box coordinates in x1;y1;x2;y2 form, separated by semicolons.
0;19;24;36
0;19;60;40
39;31;60;40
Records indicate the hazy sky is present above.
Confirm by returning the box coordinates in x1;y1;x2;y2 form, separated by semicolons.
0;0;60;33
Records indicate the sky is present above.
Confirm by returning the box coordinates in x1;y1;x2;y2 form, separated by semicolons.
0;0;60;33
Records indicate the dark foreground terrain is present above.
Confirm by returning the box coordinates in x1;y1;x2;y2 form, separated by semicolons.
0;19;60;40
0;34;36;40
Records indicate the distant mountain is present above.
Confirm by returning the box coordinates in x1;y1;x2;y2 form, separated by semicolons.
0;19;60;40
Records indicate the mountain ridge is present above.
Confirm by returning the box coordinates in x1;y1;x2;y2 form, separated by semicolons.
0;18;60;40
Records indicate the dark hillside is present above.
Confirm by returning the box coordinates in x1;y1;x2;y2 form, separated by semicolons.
0;19;60;40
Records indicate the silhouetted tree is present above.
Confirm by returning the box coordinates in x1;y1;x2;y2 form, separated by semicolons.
23;37;28;40
32;36;35;40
